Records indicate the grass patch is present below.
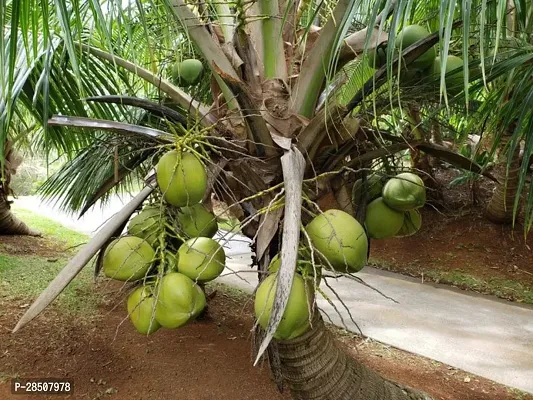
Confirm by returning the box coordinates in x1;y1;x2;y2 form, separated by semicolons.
0;254;100;316
0;209;98;316
371;258;533;304
11;207;89;248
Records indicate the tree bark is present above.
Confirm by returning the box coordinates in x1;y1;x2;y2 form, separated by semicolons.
406;107;442;204
0;140;40;236
275;312;432;400
485;134;521;224
0;188;40;236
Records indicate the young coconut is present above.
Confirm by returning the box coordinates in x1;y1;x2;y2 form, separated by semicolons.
154;272;197;329
254;273;313;340
268;251;322;283
367;46;387;69
156;151;207;207
127;206;161;247
305;209;368;273
365;197;405;239
395;25;436;70
382;172;426;211
352;174;385;206
172;59;204;86
127;286;161;335
432;55;464;93
178;203;218;238
103;236;155;281
396;209;422;237
191;284;207;319
177;237;226;282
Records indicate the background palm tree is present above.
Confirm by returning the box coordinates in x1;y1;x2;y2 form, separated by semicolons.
3;0;533;398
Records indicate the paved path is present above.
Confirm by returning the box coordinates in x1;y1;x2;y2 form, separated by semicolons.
15;196;533;394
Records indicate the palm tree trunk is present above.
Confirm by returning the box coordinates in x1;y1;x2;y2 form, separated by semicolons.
0;188;40;236
0;140;40;236
406;107;442;204
275;312;432;400
485;134;521;224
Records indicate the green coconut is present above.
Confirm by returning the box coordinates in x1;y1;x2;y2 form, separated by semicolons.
395;25;436;70
127;206;161;247
191;284;206;319
382;172;426;211
154;272;197;329
172;59;204;86
178;203;218;238
365;197;405;239
305;209;368;273
177;237;226;282
127;286;161;335
156;151;207;207
268;251;322;282
368;46;387;69
396;209;422;237
103;236;155;281
254;273;313;340
432;55;464;92
352;174;385;206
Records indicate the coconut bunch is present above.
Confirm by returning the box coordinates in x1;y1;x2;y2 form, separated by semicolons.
102;149;226;335
356;172;425;239
254;207;370;339
369;24;465;93
253;172;426;341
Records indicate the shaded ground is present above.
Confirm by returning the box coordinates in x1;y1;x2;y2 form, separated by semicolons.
1;236;531;400
0;234;64;258
371;169;533;303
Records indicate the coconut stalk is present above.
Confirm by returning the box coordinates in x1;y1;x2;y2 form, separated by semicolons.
290;0;356;117
258;0;288;80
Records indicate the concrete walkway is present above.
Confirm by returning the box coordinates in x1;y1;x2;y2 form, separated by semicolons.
14;196;533;394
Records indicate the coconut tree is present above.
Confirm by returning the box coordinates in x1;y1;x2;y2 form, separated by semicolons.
4;0;533;399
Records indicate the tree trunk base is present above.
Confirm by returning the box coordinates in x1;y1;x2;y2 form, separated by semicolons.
0;194;40;236
275;312;432;400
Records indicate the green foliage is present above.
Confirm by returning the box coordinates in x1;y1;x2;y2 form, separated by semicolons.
449;146;494;188
2;0;533;233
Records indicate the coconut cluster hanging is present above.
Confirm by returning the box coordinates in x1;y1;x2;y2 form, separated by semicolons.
253;171;427;340
102;148;225;335
368;24;464;92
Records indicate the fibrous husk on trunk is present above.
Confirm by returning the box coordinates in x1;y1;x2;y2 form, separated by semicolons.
0;190;40;236
275;311;433;400
0;140;40;236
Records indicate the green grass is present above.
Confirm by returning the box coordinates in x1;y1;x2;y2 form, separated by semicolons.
11;206;89;248
508;388;531;400
0;209;99;316
371;258;533;304
0;254;99;315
